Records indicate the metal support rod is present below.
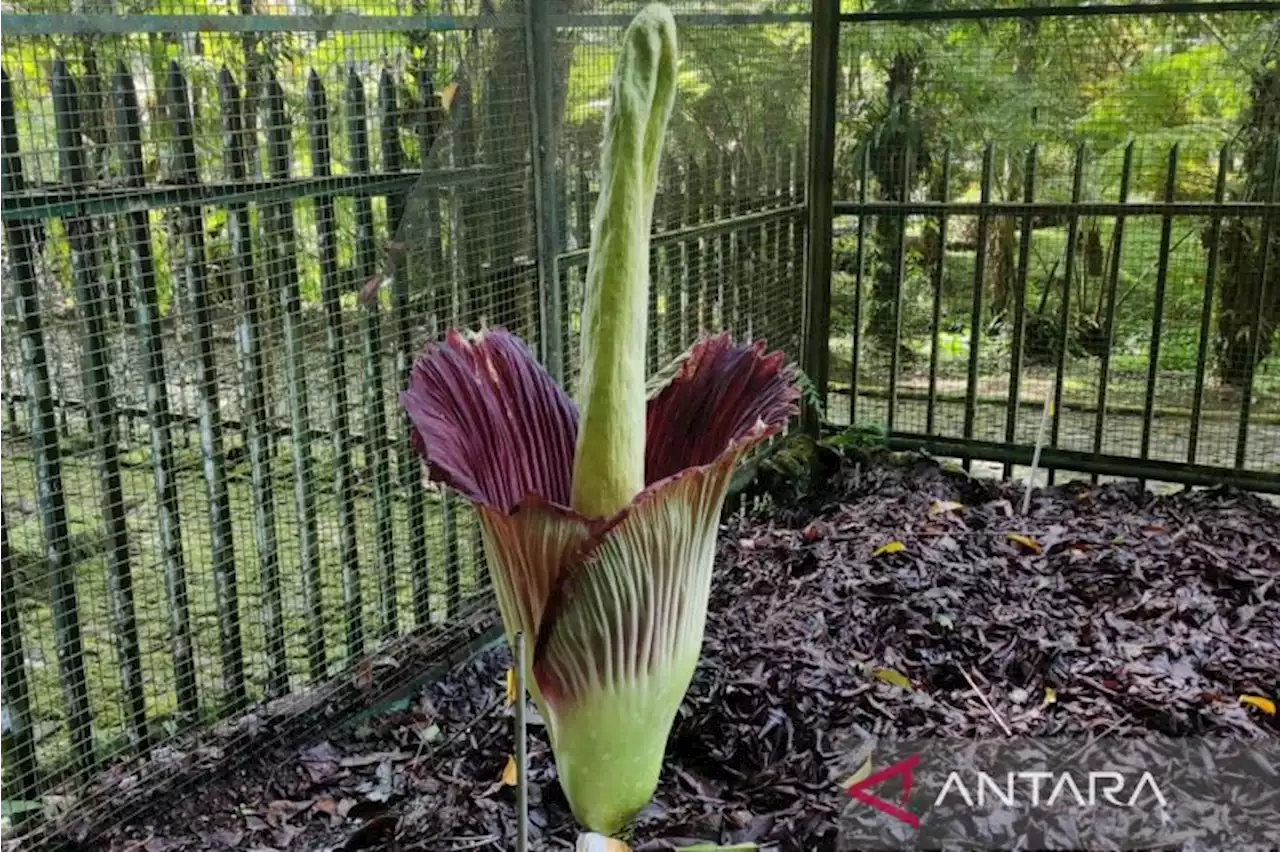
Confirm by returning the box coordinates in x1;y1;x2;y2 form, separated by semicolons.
514;632;529;852
1234;139;1279;471
524;0;564;383
1139;144;1179;492
1048;144;1086;486
1092;141;1134;483
801;0;840;433
1188;147;1229;466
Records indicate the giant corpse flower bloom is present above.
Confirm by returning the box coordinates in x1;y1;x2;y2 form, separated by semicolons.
399;3;800;837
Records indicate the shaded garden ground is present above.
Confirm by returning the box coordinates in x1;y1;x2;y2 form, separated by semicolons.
57;454;1280;851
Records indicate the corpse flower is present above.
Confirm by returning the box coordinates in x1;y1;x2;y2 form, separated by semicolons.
400;3;800;836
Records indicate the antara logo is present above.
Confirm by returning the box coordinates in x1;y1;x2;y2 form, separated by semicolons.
844;755;923;829
844;755;1170;829
936;770;1169;809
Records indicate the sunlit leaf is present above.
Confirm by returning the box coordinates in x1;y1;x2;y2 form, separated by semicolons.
874;667;913;691
440;81;460;112
1240;695;1276;715
929;500;964;515
1044;687;1058;706
838;755;873;791
501;755;518;787
872;540;907;557
506;668;517;706
1005;533;1043;554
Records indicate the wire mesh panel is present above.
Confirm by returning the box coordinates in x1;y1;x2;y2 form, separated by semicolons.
0;8;524;840
0;1;815;842
830;3;1280;491
552;2;811;394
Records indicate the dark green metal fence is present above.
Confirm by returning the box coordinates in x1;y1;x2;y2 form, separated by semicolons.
1;0;1278;843
0;3;808;840
807;0;1280;495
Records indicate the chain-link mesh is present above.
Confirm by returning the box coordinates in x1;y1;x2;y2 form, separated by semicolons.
0;1;812;843
831;5;1280;487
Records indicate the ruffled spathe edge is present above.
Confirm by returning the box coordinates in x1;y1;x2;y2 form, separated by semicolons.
400;327;801;665
400;328;799;521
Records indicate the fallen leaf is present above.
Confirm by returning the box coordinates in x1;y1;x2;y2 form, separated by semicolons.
243;815;270;832
501;755;517;786
342;812;400;851
935;613;955;630
872;540;906;557
313;797;336;816
1043;687;1058;706
340;750;408;768
1240;695;1276;715
837;755;873;791
873;667;912;691
365;760;395;803
1005;532;1043;554
205;829;244;849
929;500;964;515
272;824;303;849
352;660;375;690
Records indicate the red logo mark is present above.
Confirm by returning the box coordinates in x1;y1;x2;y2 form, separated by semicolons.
845;754;922;829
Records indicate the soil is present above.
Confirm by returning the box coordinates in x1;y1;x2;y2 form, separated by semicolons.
70;458;1280;850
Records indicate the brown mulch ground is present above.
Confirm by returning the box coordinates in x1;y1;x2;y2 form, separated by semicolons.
86;457;1279;851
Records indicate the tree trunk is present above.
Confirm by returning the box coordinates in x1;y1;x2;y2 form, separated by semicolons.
989;214;1016;320
989;15;1039;325
867;52;919;350
1216;51;1279;387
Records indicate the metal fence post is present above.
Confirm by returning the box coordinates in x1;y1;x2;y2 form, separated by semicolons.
802;0;840;434
524;0;564;383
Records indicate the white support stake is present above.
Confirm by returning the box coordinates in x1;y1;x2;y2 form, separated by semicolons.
1022;381;1055;517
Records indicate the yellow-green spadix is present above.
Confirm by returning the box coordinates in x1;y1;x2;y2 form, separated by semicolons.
399;2;801;836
